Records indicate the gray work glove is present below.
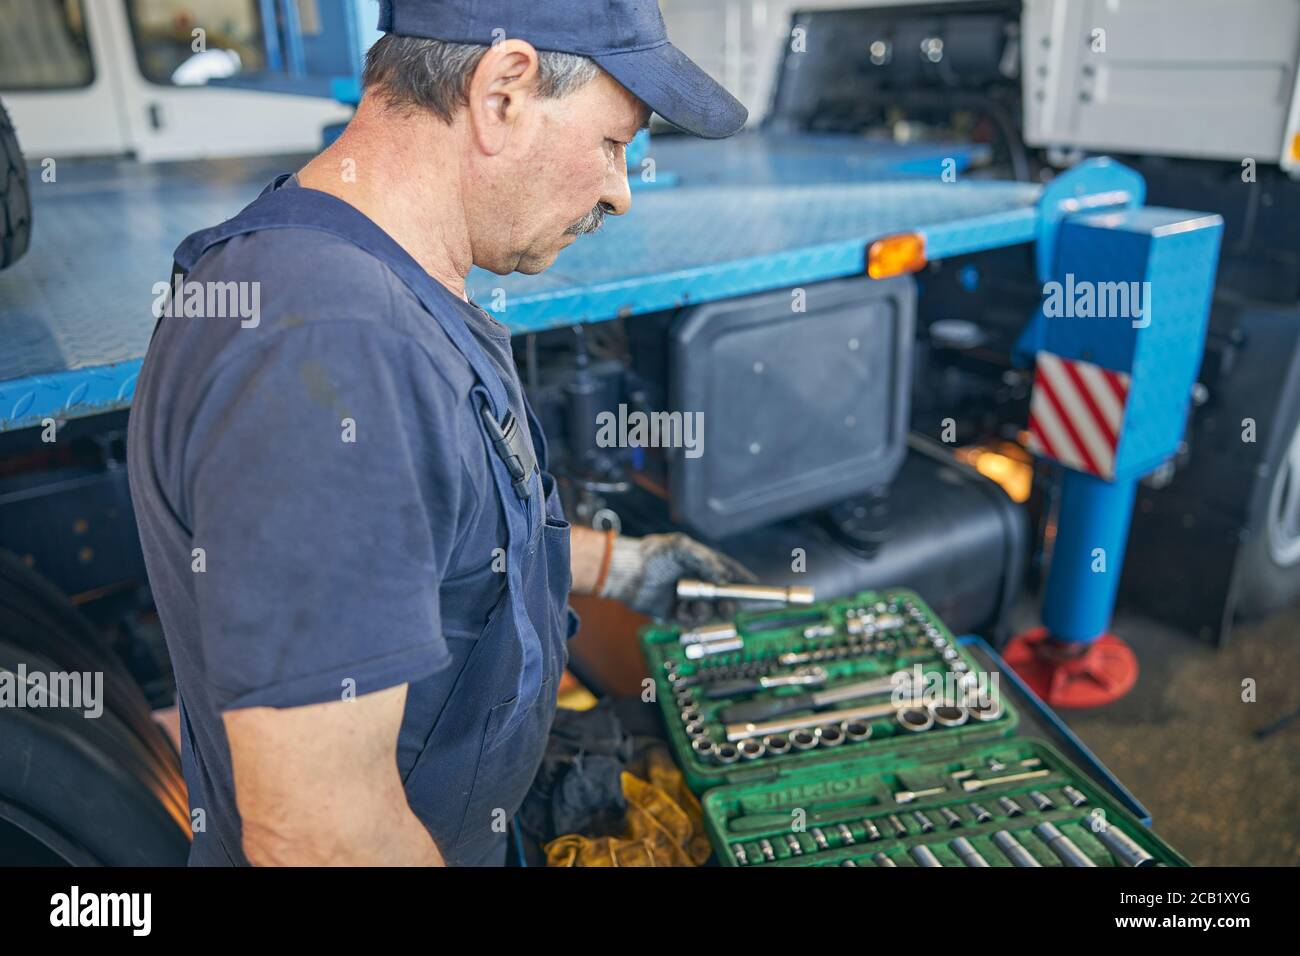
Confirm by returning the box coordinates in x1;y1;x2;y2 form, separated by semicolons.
600;532;757;621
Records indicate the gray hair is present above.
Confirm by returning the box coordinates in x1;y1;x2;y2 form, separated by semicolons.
363;34;601;122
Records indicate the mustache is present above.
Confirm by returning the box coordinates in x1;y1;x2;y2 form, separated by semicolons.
565;202;614;236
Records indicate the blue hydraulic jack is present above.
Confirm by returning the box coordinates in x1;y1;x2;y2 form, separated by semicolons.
1004;160;1223;707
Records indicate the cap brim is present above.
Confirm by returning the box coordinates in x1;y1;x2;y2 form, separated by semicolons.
593;42;748;139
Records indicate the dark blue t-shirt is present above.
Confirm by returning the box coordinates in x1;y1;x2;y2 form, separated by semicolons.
127;183;542;865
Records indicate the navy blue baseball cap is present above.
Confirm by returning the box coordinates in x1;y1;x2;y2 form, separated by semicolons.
377;0;748;138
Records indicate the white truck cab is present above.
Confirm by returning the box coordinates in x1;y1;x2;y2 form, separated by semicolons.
0;0;359;161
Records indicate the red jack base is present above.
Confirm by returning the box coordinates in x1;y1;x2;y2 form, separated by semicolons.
1002;628;1139;708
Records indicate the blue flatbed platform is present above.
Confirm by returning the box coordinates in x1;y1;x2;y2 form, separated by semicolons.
0;133;1045;433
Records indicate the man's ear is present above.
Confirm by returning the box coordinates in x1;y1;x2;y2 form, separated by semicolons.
467;39;541;156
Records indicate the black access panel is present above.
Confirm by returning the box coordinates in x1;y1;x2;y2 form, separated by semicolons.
669;275;915;539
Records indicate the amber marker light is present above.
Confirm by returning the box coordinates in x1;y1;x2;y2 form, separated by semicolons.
867;233;927;279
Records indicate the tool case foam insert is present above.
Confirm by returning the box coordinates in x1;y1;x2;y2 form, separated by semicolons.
641;589;1187;867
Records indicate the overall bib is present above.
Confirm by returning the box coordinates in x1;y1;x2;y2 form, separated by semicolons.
172;179;574;866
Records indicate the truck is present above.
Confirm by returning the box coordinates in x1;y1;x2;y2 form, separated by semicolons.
0;0;1295;864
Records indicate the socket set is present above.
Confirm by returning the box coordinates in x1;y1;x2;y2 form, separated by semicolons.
641;589;1018;792
704;739;1187;867
640;589;1187;867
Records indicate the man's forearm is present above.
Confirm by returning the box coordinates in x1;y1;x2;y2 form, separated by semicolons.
569;524;614;595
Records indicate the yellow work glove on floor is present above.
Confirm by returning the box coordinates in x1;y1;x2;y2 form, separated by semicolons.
544;747;712;867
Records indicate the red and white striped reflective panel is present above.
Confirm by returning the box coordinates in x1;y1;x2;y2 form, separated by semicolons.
1026;352;1130;479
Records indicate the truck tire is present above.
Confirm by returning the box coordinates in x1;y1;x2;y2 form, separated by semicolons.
0;550;181;774
1;98;32;269
1235;413;1300;615
0;639;190;865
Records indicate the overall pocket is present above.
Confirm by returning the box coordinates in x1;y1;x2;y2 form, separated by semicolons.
541;514;574;675
450;508;571;864
451;675;556;865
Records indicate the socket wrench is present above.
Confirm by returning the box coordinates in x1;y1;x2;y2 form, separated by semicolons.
677;579;815;604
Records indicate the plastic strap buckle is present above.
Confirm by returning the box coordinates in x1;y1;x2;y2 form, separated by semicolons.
480;406;537;500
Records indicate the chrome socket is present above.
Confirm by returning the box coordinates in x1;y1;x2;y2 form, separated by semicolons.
992;830;1041;867
715;742;741;765
843;719;873;743
1027;790;1055;812
691;738;716;761
951;837;990;868
737;738;766;761
909;845;943;867
816;723;846;747
1095;823;1156;867
763;734;792;756
1034;821;1097;868
931;705;969;728
789;728;819;751
996;796;1024;817
896;706;935;733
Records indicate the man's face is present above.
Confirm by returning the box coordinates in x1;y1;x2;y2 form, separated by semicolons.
475;70;646;275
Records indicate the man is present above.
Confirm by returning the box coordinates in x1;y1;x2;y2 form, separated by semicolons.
127;0;751;866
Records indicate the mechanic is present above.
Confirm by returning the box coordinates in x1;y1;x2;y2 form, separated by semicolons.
127;0;749;866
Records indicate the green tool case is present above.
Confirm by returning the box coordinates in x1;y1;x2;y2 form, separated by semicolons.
641;589;1187;867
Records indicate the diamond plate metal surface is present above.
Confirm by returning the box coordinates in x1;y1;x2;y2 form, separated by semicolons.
636;131;992;187
0;155;299;430
1;140;1044;432
471;179;1042;333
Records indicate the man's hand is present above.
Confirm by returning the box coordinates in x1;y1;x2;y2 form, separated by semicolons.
224;684;444;866
598;532;756;620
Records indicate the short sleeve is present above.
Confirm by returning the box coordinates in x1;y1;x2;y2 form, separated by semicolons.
183;320;463;710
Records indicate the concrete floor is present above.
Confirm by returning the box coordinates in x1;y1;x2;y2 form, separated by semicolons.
1008;603;1300;866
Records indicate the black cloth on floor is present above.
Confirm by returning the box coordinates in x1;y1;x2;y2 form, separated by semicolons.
518;699;635;853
